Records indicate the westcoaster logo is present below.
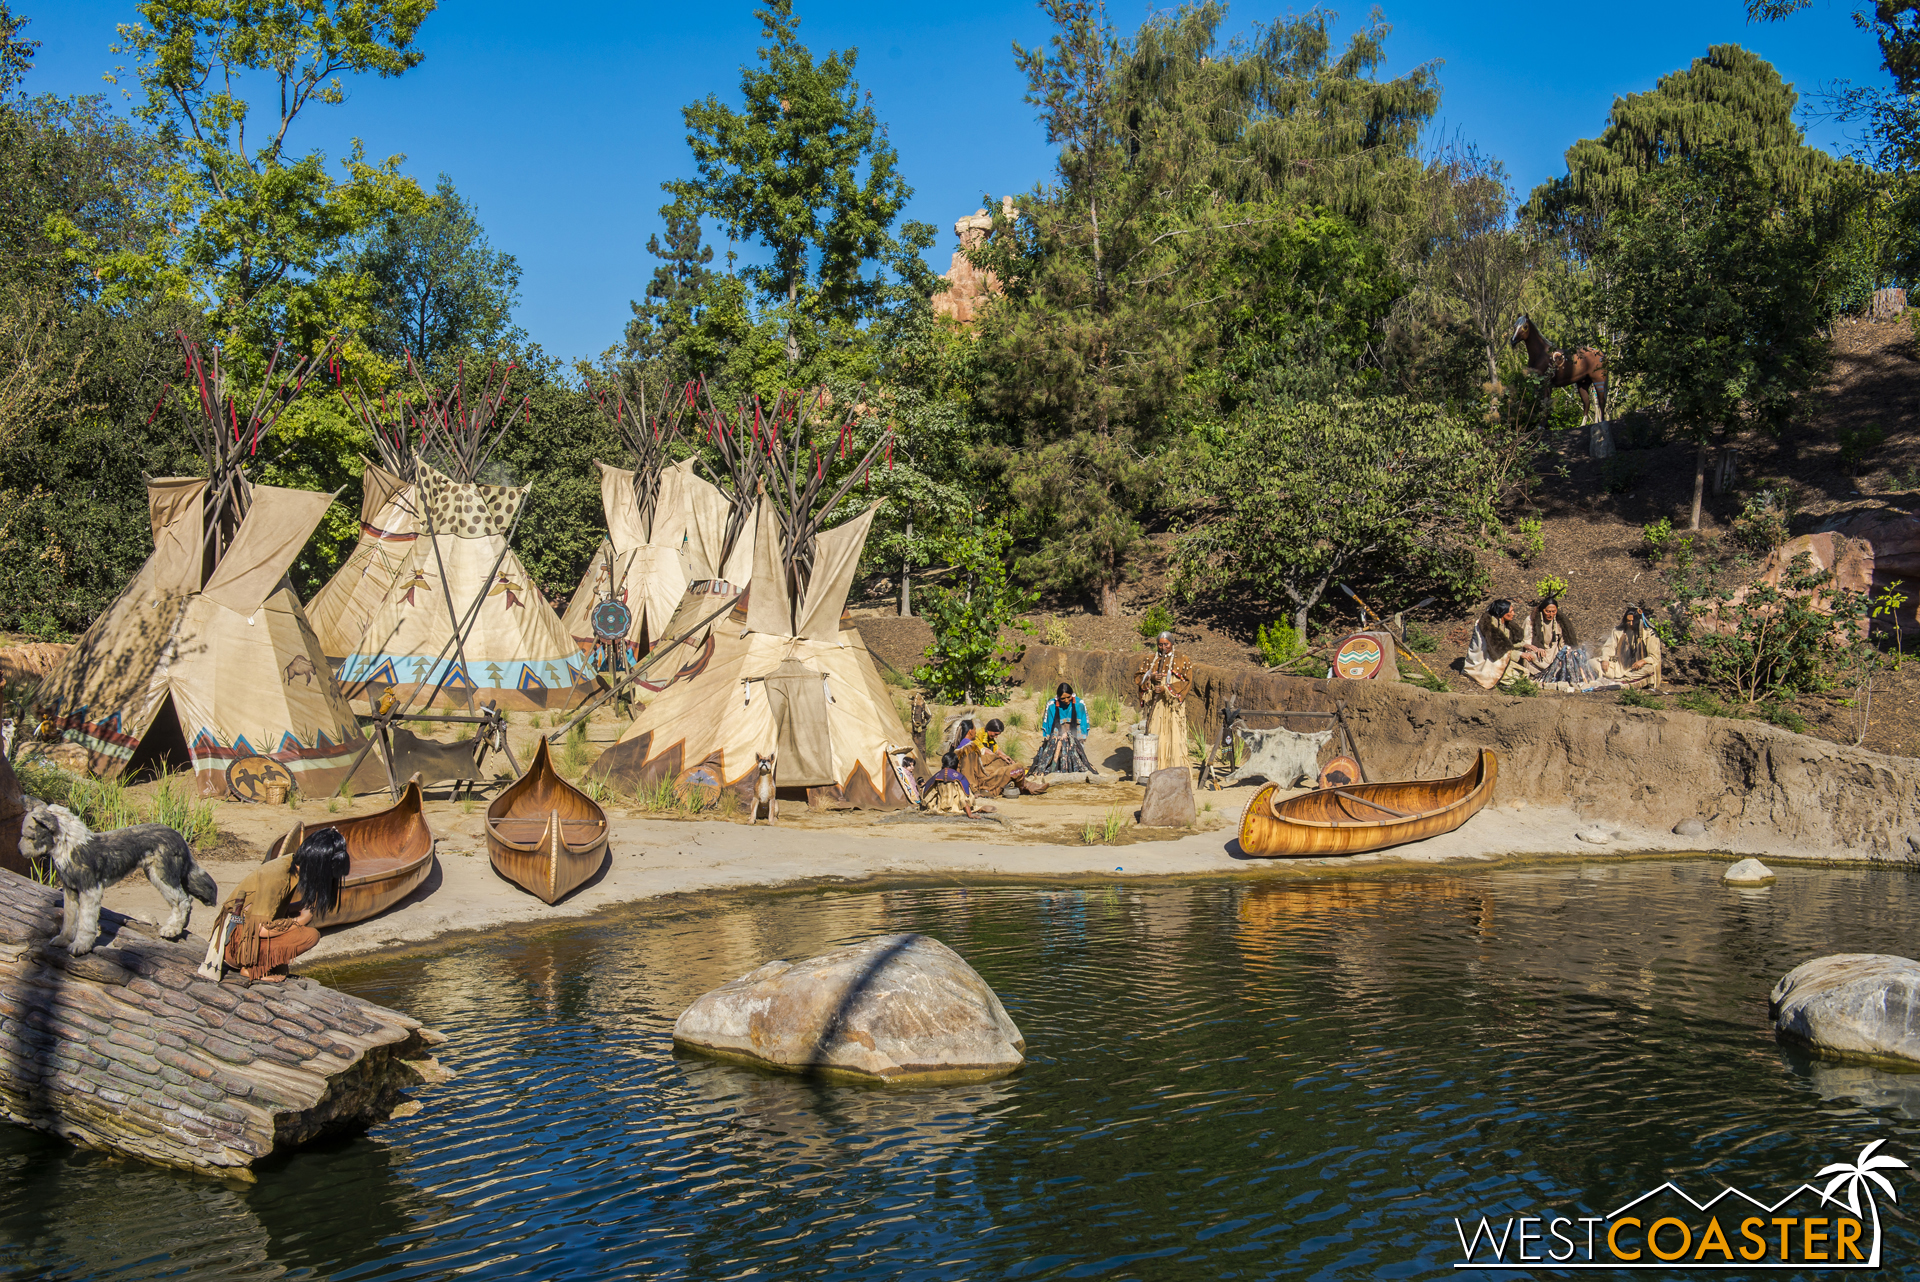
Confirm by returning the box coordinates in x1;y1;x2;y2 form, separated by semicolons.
1453;1141;1908;1269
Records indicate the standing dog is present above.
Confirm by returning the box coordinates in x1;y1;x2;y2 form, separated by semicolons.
750;752;778;825
18;804;219;955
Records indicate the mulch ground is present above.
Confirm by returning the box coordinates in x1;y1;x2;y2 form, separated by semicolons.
854;316;1920;759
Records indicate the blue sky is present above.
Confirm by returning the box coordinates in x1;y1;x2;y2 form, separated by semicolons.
22;0;1889;363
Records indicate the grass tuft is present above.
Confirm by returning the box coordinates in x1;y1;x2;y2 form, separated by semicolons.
560;722;591;776
149;771;218;848
1617;686;1663;709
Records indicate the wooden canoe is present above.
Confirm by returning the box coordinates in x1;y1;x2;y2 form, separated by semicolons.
486;736;608;904
1237;749;1498;858
263;776;436;927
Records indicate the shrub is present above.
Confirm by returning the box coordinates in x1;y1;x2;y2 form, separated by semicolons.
1508;517;1544;566
561;723;591;776
1641;518;1674;562
1255;621;1305;669
1534;574;1569;602
1761;699;1809;734
1732;485;1791;553
1618;686;1663;709
1403;621;1439;653
1838;422;1887;475
1042;616;1072;648
1673;535;1696;572
1688;552;1869;704
1403;670;1448;692
1506;675;1541;697
914;523;1037;704
1136;602;1176;641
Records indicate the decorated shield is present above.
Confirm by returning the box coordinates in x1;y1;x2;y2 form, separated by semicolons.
227;754;295;803
1333;633;1385;680
591;599;633;640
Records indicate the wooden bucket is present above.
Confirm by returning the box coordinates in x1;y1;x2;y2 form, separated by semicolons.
1133;733;1158;782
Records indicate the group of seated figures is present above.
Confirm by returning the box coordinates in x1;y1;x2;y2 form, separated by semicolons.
1464;595;1662;693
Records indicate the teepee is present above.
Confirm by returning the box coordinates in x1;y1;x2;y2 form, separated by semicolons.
37;336;371;798
651;381;767;646
306;388;420;662
591;390;915;809
334;362;594;713
557;385;696;663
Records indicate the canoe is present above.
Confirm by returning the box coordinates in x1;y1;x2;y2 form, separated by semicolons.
1237;749;1498;858
263;776;436;927
486;736;608;904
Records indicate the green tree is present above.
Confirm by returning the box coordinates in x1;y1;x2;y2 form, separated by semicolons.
80;0;434;352
357;173;524;369
1172;396;1492;638
1596;151;1828;530
912;522;1037;704
621;206;723;387
661;0;930;379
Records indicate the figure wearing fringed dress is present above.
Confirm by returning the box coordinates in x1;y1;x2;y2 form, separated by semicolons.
1135;632;1193;767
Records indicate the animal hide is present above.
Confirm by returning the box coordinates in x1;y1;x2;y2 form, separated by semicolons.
1223;724;1332;788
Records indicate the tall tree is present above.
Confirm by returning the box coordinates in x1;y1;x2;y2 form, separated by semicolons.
661;0;927;378
357;173;524;369
83;0;434;353
1597;151;1828;530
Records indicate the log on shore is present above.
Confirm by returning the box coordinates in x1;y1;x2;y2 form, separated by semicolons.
0;867;451;1175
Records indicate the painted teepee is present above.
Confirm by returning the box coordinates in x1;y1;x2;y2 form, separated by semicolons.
306;388;421;661
591;390;914;809
557;384;696;663
37;336;370;797
334;362;593;713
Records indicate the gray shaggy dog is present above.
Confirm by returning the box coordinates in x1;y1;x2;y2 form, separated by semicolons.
18;804;219;955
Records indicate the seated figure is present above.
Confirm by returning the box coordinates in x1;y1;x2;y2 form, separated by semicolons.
923;751;980;816
1525;595;1600;689
1031;682;1096;775
1599;606;1663;688
960;718;1044;796
1464;598;1532;689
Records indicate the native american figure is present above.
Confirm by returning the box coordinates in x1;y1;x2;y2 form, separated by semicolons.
1135;632;1193;766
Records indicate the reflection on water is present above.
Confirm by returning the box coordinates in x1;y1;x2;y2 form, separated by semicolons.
6;864;1920;1279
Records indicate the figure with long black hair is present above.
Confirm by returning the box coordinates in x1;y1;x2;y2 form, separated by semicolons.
1031;682;1095;775
215;828;350;982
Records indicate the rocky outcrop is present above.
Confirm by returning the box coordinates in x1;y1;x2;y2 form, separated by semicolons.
1772;954;1920;1066
1008;642;1920;860
0;642;72;688
1821;510;1920;632
673;933;1025;1084
1139;767;1195;827
932;199;1013;325
0;868;450;1173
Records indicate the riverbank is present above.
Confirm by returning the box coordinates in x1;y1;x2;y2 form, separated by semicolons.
89;782;1869;968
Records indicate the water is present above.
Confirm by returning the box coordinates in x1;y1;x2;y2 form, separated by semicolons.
5;861;1920;1280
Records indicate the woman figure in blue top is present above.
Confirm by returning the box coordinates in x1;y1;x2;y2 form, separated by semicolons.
1031;682;1096;775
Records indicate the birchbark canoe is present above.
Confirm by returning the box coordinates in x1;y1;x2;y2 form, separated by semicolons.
264;776;436;926
1237;749;1498;858
486;736;608;904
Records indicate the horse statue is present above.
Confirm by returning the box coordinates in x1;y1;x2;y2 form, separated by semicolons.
1509;314;1608;425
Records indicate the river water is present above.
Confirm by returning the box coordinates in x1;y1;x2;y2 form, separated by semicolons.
5;860;1920;1280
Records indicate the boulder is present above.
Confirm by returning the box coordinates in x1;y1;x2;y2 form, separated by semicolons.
1674;818;1708;838
673;933;1025;1084
1574;825;1612;845
1723;857;1776;885
1772;954;1920;1067
1139;766;1196;827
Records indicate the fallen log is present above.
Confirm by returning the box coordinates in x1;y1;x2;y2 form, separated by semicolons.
0;867;450;1175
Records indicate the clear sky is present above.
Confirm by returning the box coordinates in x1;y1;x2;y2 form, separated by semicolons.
20;0;1890;364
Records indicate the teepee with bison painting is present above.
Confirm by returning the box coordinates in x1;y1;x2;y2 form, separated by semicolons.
332;361;593;713
36;336;371;797
590;388;916;810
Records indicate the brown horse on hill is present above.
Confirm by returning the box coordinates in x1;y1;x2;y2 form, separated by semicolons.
1510;314;1608;424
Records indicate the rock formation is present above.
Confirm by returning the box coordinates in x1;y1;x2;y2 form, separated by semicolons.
1772;954;1920;1066
932;198;1013;325
1723;857;1776;884
673;933;1025;1083
1007;643;1920;859
0;868;449;1173
1138;766;1196;827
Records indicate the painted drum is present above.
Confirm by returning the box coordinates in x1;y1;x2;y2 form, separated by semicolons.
1332;633;1386;680
227;754;295;803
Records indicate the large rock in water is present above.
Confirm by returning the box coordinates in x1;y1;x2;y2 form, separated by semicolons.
1771;954;1920;1066
673;934;1025;1084
1139;766;1196;827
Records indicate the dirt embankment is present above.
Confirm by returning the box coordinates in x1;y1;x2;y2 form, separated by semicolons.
1008;643;1920;861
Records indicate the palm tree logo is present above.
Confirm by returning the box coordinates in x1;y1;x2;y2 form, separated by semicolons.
1817;1139;1908;1265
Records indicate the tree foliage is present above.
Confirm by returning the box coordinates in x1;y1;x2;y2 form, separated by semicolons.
1172;396;1492;637
912;522;1036;704
357;173;524;370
